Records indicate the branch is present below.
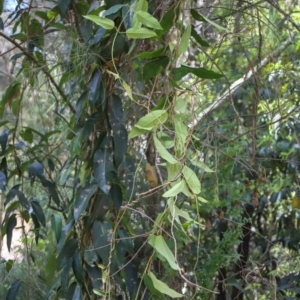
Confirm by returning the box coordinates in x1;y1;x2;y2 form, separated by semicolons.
189;32;297;128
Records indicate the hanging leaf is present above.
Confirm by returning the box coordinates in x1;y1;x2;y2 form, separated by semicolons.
58;0;72;18
158;4;180;36
135;11;162;30
0;130;9;154
6;214;17;252
162;180;185;198
83;15;115;30
72;250;85;285
0;171;6;191
45;252;57;286
136;48;165;59
148;234;178;270
126;27;157;39
31;200;46;226
0;82;20;117
153;135;177;164
112;123;128;167
171;65;223;81
6;279;21;300
191;26;209;47
88;69;102;105
28;161;44;183
177;25;191;57
182;166;201;194
143;56;169;80
94;138;115;195
148;272;183;298
103;4;124;16
74;184;98;222
129;110;168;138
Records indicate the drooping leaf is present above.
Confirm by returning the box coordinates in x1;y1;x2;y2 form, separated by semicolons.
103;4;124;16
72;250;85;285
112;123;128;166
126;27;157;39
88;69;102;105
162;180;185;198
57;238;78;270
31;213;40;244
28;161;44;184
135;11;162;30
122;154;137;200
6;214;17;252
182;166;201;194
171;65;223;81
148;234;178;270
177;25;191;57
57;219;74;253
58;0;72;18
6;279;21;300
74;184;98;222
0;82;20;117
158;4;180;36
31;200;46;226
19;127;33;143
0;17;3;30
4;185;21;206
0;171;6;191
191;26;209;47
191;9;227;31
92;221;112;265
94;138;115;195
148;271;183;298
129;110;168;138
143;56;169;80
0;130;9;154
153;135;177;164
135;48;165;59
88;27;106;46
45;252;57;286
83;15;115;30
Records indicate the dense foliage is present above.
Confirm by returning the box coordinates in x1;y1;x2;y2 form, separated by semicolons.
0;0;300;299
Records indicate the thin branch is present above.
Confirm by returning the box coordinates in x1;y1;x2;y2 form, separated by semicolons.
189;32;297;128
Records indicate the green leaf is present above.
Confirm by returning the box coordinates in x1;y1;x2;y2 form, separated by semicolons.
157;131;174;149
6;214;17;252
94;138;114;195
148;235;178;270
129;110;168;138
72;250;85;285
31;200;46;226
103;4;124;16
182;166;201;194
51;214;62;243
191;9;227;31
6;279;21;300
0;82;20;118
126;27;157;39
148;271;183;298
83;15;115;30
158;4;180;36
135;48;165;59
58;0;71;18
74;184;98;222
171;65;223;81
88;69;102;105
135;11;162;30
153;135;177;164
143;56;169;80
45;252;57;286
162;180;185;198
19;127;33;143
191;26;209;47
178;25;191;57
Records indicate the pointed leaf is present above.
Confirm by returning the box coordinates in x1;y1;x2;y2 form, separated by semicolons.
0;130;9;154
58;0;71;18
103;4;124;16
126;27;157;39
6;214;17;252
148;271;183;298
153;135;177;164
191;9;227;31
163;180;185;198
0;171;6;191
148;235;178;270
74;184;98;221
182;166;201;194
83;15;115;30
178;25;191;57
88;69;102;105
6;279;21;300
191;26;209;47
135;11;162;30
143;56;169;80
31;200;46;226
45;252;57;286
72;250;85;285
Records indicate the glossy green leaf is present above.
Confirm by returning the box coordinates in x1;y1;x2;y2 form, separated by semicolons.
182;166;201;194
158;4;180;36
178;25;191;57
191;26;209;47
153;135;177;164
135;48;165;59
129;110;168;138
51;214;62;243
171;65;223;81
83;15;115;30
72;250;85;285
6;214;17;252
148;271;183;298
135;11;162;30
31;200;46;226
191;9;227;31
157;132;174;149
148;234;178;270
6;279;21;300
126;27;157;39
143;56;169;80
45;252;57;286
19;127;33;143
58;0;71;18
88;69;102;105
103;4;124;16
94;138;114;195
74;184;98;222
162;180;185;198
